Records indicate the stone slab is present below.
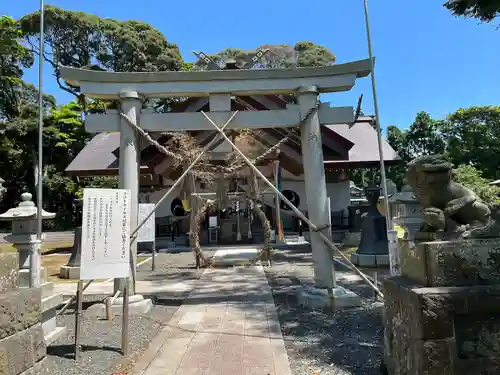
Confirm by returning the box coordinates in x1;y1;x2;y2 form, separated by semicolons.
402;238;500;287
41;293;63;313
0;253;19;293
383;276;500;375
296;285;361;310
0;287;41;340
134;266;292;375
0;322;46;375
43;326;67;346
211;247;259;266
85;297;153;316
351;253;390;267
58;265;79;280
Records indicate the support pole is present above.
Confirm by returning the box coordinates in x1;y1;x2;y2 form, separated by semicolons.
34;0;45;289
121;278;130;356
201;111;383;299
297;86;334;290
116;91;142;295
364;0;400;276
74;280;83;360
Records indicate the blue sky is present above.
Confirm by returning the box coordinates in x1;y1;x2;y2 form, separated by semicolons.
3;0;499;131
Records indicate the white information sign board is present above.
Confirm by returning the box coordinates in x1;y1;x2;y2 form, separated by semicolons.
138;203;155;243
80;188;131;280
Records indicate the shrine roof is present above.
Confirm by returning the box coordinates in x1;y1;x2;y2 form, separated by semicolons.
324;116;400;168
65;116;400;177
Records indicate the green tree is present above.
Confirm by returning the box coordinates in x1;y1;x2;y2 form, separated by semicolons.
0;16;34;120
442;106;500;180
194;42;335;69
385;112;447;187
444;0;500;21
453;165;500;203
18;6;183;96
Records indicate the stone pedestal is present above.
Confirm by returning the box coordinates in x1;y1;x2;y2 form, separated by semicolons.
59;226;82;279
0;193;67;346
383;238;500;375
0;253;51;374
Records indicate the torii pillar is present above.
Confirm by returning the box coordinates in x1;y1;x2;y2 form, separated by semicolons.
115;91;142;295
298;86;334;289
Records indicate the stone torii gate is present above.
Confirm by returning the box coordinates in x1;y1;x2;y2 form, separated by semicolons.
60;59;380;302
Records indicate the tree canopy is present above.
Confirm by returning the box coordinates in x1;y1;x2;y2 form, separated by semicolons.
18;6;183;96
385;106;500;202
444;0;500;21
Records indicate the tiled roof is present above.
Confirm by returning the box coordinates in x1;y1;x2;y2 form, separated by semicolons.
324;116;400;166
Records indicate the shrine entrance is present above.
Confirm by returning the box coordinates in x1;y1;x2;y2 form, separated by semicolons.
60;58;382;300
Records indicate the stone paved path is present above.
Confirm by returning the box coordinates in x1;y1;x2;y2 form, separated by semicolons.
133;266;292;375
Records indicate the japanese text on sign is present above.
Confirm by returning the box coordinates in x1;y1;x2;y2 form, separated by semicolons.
80;188;131;280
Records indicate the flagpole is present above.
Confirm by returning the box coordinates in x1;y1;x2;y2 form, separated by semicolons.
33;0;45;288
363;0;400;276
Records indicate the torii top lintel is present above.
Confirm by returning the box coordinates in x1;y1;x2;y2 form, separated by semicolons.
59;58;374;100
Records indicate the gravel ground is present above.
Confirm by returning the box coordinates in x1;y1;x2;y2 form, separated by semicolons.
45;251;214;375
267;247;386;375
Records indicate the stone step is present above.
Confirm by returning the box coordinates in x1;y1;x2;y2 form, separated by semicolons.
41;292;67;345
41;292;63;313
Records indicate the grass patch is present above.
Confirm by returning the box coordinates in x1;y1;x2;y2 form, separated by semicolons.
0;241;73;254
41;254;109;284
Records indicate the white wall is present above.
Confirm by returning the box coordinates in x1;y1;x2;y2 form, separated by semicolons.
138;184;183;217
139;178;350;218
262;180;350;212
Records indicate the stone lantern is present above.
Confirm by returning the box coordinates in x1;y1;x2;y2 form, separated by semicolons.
388;185;422;241
0;192;55;286
0;192;66;344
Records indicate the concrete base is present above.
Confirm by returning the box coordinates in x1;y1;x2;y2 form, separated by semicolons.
18;268;48;288
58;265;80;279
86;294;153;316
296;285;361;310
351;253;389;267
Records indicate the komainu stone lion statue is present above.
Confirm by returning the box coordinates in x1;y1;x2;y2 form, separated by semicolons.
404;154;500;239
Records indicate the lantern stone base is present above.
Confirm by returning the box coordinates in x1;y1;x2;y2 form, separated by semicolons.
58;265;80;280
297;285;361;310
18;267;48;288
86;294;153;316
351;253;389;267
